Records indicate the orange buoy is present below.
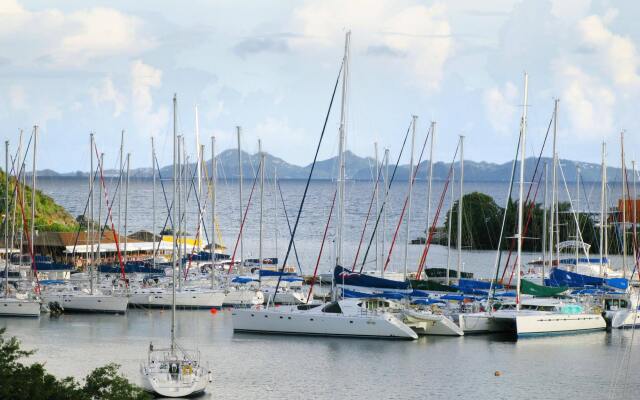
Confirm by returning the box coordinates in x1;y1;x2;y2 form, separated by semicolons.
494;371;501;377
210;308;218;315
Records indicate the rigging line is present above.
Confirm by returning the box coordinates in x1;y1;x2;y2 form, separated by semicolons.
93;143;127;284
69;165;102;260
307;189;338;303
622;165;639;277
382;122;432;273
228;162;261;275
277;180;303;275
272;61;343;298
579;173;601;255
351;158;384;271
416;144;460;279
507;171;543;286
95;154;125;260
358;121;412;272
499;106;555;281
152;153;175;259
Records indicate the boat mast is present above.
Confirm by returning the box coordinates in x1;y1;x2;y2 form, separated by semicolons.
575;165;580;267
549;100;559;269
336;30;350;269
516;73;529;311
621;131;627;278
374;142;379;273
273;167;278;270
446;167;455;286
426;121;435;259
30;126;37;286
89;133;94;294
542;162;547;285
177;135;182;291
118;130;124;242
97;153;103;274
195;106;202;253
4;141;8;298
259;139;264;277
171;94;177;353
211;135;216;289
404;115;417;280
124;153;130;265
181;137;187;273
632;160;637;271
382;149;389;278
151;137;156;270
237;126;243;266
599;142;606;277
457;135;464;280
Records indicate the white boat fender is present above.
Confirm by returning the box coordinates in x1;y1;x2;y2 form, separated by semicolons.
208;370;213;383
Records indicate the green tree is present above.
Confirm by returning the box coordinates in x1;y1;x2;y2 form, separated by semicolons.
0;328;150;400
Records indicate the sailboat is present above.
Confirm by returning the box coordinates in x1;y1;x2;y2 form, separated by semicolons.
40;133;128;314
141;94;211;398
461;75;606;336
1;132;41;317
232;32;417;340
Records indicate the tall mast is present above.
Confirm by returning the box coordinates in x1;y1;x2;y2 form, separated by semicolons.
30;126;37;284
549;100;559;268
457;135;465;279
426;121;435;252
273;167;278;269
15;131;22;270
633;160;637;271
4;141;8;298
600;142;606;276
151;137;156;270
181;137;187;269
237;126;243;265
195;105;202;252
259;139;264;277
404;115;417;279
124;153;130;264
118;130;124;239
604;146;609;264
211;136;216;289
374;142;379;272
177;135;183;291
382;149;389;277
516;73;529;311
336;30;350;268
89;133;94;294
575;165;580;266
621;131;627;278
542;162;548;285
446;167;455;286
171;94;177;352
97;153;103;271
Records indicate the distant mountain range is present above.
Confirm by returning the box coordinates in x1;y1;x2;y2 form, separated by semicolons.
32;149;625;183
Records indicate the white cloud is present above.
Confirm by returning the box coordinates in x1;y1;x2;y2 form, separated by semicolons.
0;1;154;67
483;81;518;134
550;0;591;22
90;77;125;117
578;11;640;88
130;60;169;137
290;0;453;91
555;62;615;138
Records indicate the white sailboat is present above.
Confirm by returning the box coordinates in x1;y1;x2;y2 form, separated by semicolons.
40;133;128;314
141;94;211;398
232;32;417;340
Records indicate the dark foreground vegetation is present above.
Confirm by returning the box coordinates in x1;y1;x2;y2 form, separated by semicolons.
0;328;149;400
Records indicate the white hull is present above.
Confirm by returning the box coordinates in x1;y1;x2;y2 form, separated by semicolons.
232;302;417;340
141;367;208;398
402;309;463;336
41;293;128;313
492;310;606;336
458;312;511;334
130;289;225;308
265;291;306;305
609;310;640;329
223;289;264;307
0;298;40;317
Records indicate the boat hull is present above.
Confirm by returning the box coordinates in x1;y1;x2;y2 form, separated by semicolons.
142;371;208;398
0;298;40;317
130;290;225;309
403;310;464;336
515;313;606;335
41;294;128;313
232;308;418;339
223;289;264;307
609;310;640;329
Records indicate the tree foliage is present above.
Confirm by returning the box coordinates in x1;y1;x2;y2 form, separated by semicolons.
0;328;150;400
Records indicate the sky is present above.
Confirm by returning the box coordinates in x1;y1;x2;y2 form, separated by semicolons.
1;0;639;172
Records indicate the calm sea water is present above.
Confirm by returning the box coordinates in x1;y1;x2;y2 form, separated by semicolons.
2;178;638;400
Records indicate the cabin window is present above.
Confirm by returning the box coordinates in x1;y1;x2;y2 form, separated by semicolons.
322;302;342;314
